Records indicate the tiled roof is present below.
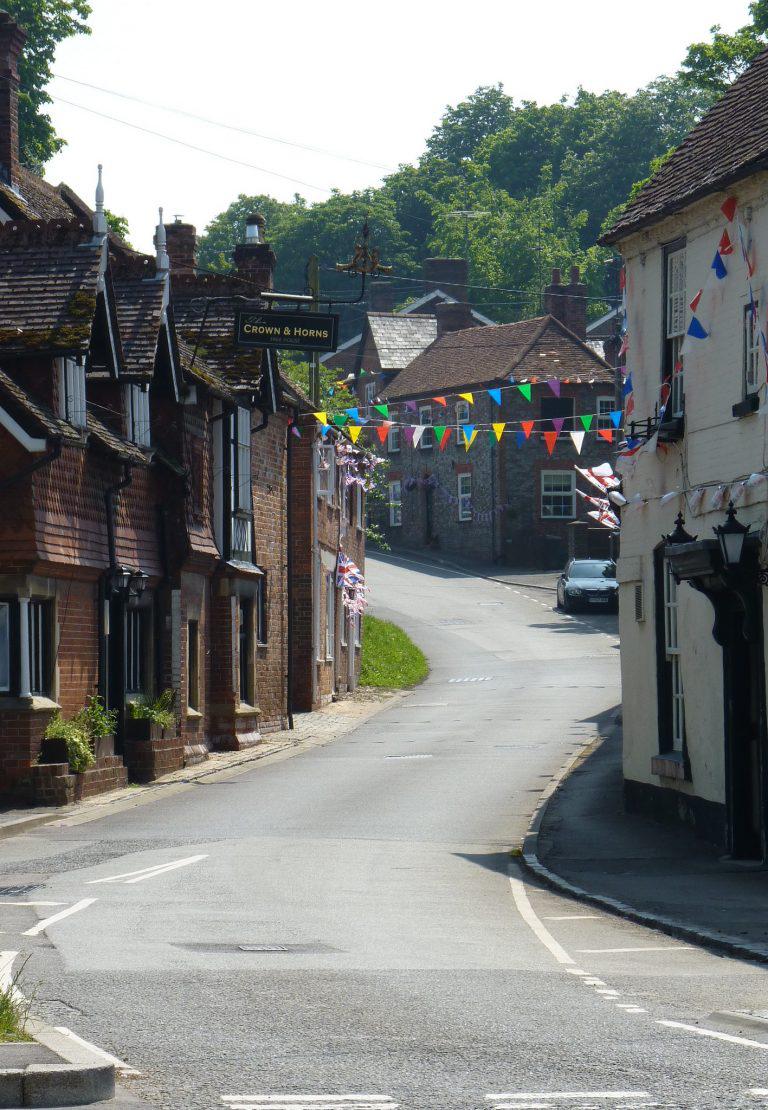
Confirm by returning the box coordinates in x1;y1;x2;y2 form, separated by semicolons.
0;169;79;223
367;313;438;370
0;221;101;355
384;315;613;400
603;46;768;242
171;274;263;386
86;413;148;464
176;336;236;401
0;366;81;441
113;276;165;377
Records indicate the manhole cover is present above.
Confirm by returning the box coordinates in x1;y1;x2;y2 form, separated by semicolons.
177;942;340;954
240;944;289;952
448;676;492;683
0;885;38;896
386;754;433;760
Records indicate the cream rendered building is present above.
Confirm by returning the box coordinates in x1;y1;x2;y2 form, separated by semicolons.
603;48;768;859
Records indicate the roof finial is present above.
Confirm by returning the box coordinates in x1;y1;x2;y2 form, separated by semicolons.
93;164;107;236
155;206;169;274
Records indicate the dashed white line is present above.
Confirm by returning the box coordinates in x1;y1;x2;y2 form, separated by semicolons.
485;1093;650;1102
657;1020;768;1051
22;898;96;936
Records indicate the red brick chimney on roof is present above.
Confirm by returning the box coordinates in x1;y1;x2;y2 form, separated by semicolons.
543;265;587;340
368;280;396;313
164;219;197;275
0;11;25;190
233;214;276;294
435;300;476;338
423;257;468;302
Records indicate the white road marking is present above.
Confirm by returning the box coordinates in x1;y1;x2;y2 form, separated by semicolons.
53;1027;142;1076
624;1008;648;1014
658;1020;768;1050
0;950;20;999
22;898;96;936
576;946;693;954
596;989;620;996
221;1099;398;1109
86;853;207;885
485;1093;650;1102
564;968;587;975
746;1089;768;1096
508;873;575;965
543;915;601;921
583;979;606;986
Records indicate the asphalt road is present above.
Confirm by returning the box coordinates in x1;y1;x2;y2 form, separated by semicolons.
3;553;768;1109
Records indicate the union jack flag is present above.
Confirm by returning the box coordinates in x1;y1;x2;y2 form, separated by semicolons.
337;550;368;613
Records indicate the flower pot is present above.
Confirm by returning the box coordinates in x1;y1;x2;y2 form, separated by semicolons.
39;737;69;765
92;733;115;760
124;718;166;743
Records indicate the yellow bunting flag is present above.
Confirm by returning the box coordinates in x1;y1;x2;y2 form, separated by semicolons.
313;411;328;425
463;429;478;451
348;425;362;444
492;423;506;442
458;392;474;405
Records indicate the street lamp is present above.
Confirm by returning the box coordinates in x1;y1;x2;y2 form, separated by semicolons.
714;502;751;568
110;566;132;595
129;571;149;597
665;512;697;546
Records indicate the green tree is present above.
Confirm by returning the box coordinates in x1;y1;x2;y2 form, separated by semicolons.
104;208;131;246
425;84;515;164
3;0;91;170
680;1;768;93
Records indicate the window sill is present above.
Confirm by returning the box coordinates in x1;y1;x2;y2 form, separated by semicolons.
651;753;687;780
658;415;685;442
236;703;260;717
733;393;760;419
0;696;60;713
186;707;203;720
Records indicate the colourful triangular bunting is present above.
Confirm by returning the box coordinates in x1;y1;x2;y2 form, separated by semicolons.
348;425;362;443
521;420;534;439
598;428;614;443
569;431;585;454
579;414;593;432
373;403;389;418
492;422;506;442
488;388;502;405
313;411;328;425
458;392;474;405
544;431;558;455
517;384;532;402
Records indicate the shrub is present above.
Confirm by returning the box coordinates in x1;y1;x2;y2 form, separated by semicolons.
127;688;176;730
73;696;117;740
43;715;95;774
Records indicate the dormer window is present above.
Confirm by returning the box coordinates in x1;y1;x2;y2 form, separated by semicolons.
125;384;151;447
57;357;86;429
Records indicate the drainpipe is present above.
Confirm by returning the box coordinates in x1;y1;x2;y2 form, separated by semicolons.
285;411;294;729
103;463;133;754
0;438;61;492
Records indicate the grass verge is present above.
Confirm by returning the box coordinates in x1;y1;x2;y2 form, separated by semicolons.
359;615;428;688
0;972;32;1042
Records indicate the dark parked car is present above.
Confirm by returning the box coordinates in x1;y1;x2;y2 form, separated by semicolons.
556;559;618;612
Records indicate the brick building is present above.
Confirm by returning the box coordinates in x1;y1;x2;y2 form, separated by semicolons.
373;272;618;568
0;10;362;802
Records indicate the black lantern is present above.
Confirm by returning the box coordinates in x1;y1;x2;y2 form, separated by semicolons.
714;502;750;568
129;571;149;597
664;512;697;545
110;566;132;594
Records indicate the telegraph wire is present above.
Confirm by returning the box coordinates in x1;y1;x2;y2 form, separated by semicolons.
51;73;393;172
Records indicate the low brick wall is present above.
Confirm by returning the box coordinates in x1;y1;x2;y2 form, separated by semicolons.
123;736;184;783
19;755;128;806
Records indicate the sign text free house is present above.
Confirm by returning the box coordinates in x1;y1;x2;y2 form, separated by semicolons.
235;310;339;353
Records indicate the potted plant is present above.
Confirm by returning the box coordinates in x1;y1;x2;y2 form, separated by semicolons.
74;696;117;760
40;714;95;774
125;689;176;742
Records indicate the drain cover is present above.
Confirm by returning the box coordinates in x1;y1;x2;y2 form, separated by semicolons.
240;944;289;953
177;941;340;954
0;885;38;897
448;676;492;683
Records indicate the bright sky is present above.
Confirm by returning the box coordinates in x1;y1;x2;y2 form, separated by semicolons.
43;0;750;253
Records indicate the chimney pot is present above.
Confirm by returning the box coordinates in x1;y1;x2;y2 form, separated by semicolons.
543;261;587;339
435;301;475;337
234;214;275;294
165;220;197;275
570;265;580;284
551;267;562;285
0;12;26;190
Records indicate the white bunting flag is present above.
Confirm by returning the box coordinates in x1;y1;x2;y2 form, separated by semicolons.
411;425;426;448
569;430;585;454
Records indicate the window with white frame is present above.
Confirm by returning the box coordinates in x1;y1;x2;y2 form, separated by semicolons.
455;400;470;429
364;381;376;416
57;358;86;429
231;407;251;512
325;572;335;659
28;600;51;697
664;243;687;417
355;485;363;527
458;473;472;522
0;602;8;693
388;480;402;527
387;424;400;453
596;396;614;430
419;405;434;449
744;302;761;396
125;607;147;695
316;443;335;500
541;471;575;519
663;558;685;752
125;384;151;447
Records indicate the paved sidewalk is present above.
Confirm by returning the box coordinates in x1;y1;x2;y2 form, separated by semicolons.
530;725;768;961
373;546;559;591
0;688;400;837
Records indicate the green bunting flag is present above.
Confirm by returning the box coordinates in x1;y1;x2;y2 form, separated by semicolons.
434;424;447;442
579;413;593;432
373;403;389;418
517;384;532;402
332;412;349;426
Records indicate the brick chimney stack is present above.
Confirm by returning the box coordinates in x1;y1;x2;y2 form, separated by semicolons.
543;265;587;340
165;218;197;275
233;213;276;294
368;280;395;313
423;257;468;303
435;301;475;337
0;12;25;190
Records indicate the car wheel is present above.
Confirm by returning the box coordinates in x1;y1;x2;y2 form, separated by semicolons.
561;594;571;613
555;589;563;610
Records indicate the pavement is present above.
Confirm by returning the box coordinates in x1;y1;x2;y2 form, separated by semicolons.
527;723;768;963
0;554;768;1108
374;543;560;591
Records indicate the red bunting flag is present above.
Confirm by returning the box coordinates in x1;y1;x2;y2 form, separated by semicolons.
433;396;447;407
718;229;734;256
690;289;702;312
438;427;452;450
375;423;391;444
598;428;614;443
521;420;535;439
543;431;558;455
721;196;738;222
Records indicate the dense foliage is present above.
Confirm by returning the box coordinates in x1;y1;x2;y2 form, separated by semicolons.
198;13;763;323
3;0;91;170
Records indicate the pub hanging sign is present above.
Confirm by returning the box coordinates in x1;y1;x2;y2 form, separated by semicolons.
235;309;339;353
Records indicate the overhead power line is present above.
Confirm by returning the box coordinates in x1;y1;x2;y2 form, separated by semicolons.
50;95;334;194
52;73;393;173
323;267;620;303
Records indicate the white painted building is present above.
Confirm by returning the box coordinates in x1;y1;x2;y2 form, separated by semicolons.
603;47;768;858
